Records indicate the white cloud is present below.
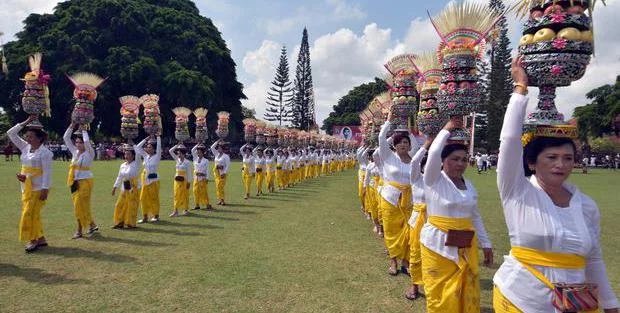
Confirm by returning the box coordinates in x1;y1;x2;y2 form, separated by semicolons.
241;40;282;120
326;0;367;21
0;1;59;41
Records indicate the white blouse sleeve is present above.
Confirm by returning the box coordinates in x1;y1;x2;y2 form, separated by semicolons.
471;203;492;249
424;129;450;187
210;141;218;157
63;126;77;155
134;137;148;158
40;149;53;189
408;133;420;157
156;136;162;159
205;159;211;180
113;165;123;188
191;144;198;160
378;121;392;162
169;145;178;162
186;161;193;183
497;93;530;200
363;166;371;187
7;124;28;152
583;196;620;309
411;147;427;183
82;130;95;157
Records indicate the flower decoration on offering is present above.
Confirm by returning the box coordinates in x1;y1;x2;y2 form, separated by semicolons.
172;107;191;142
429;1;502;141
289;128;299;147
255;120;267;145
413;52;445;137
243;118;257;143
119;96;141;141
384;53;419;131
21;53;51;129
309;129;319;146
265;124;278;146
216;111;230;139
68;72;105;131
193;108;209;143
140;94;162;136
277;127;286;146
512;0;601;144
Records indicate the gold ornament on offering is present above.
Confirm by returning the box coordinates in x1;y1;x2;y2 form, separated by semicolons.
21;53;51;129
384;53;419;131
255;120;267;145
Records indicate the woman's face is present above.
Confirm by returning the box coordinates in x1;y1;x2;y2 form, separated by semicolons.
443;149;468;178
177;150;186;159
196;149;205;158
74;138;85;152
124;150;134;162
217;146;223;153
145;144;155;155
394;137;411;155
24;130;41;146
530;144;575;187
257;150;264;157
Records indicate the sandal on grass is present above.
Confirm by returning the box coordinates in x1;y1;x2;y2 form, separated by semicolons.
388;267;398;276
405;287;420;300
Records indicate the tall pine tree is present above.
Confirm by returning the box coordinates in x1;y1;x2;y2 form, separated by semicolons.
474;58;491;150
292;28;315;130
264;46;293;125
484;0;513;152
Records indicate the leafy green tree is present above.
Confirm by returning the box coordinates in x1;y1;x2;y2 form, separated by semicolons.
322;77;388;134
0;0;245;142
573;76;620;139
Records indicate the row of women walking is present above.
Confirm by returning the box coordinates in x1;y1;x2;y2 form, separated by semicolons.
357;59;619;312
6;117;356;253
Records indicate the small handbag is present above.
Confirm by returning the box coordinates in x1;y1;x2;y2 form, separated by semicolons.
552;283;599;312
147;173;158;179
174;176;185;182
256;168;263;173
216;165;224;170
196;173;206;177
70;180;79;193
123;180;132;190
444;230;475;248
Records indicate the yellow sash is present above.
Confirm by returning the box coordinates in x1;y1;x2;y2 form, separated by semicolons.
511;246;586;289
267;164;274;171
387;181;412;209
21;166;43;200
66;164;90;186
412;202;427;228
428;215;478;275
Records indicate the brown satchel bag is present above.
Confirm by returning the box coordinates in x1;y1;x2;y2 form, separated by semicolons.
444;230;475;248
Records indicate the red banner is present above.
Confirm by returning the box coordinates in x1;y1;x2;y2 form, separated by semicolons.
333;125;363;144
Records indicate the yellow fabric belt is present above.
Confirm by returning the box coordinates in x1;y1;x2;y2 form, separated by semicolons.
175;169;187;178
428;215;473;232
511;246;586;289
21;166;43;200
387;181;412;209
66;164;90;186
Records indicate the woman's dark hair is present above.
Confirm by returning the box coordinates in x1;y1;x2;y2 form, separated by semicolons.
71;133;84;143
392;132;410;146
175;148;187;154
26;128;48;143
420;154;428;173
366;149;375;157
523;136;576;176
145;142;157;150
266;150;274;156
125;149;136;159
441;143;468;161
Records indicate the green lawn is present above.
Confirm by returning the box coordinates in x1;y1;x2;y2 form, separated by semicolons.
0;160;618;313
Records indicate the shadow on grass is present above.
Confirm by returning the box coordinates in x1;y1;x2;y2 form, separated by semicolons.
208;208;257;215
91;234;178;247
155;220;225;228
131;227;203;236
480;278;494;291
225;203;273;209
37;246;138;263
0;263;89;284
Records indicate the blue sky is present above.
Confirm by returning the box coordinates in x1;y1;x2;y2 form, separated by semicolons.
2;0;619;126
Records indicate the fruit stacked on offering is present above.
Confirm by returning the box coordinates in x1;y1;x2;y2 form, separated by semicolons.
69;72;105;131
140;94;161;136
255;120;267;145
193;108;209;142
216;111;230;139
277;127;286;146
265;125;277;146
119;96;140;140
384;53;419;131
516;0;594;126
21;53;51;129
172;107;191;142
243;118;256;143
414;52;444;137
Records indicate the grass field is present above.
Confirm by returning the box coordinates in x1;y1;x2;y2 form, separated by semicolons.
0;160;618;313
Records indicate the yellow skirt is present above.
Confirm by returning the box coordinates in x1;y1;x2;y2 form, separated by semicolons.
72;178;94;229
409;203;427;286
421;244;479;313
276;168;284;188
242;168;253;194
266;166;275;190
20;190;46;241
214;171;226;200
193;179;209;207
140;181;160;217
365;184;379;220
114;187;139;227
380;197;412;260
173;179;190;210
493;286;523;313
256;170;265;193
358;171;366;209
